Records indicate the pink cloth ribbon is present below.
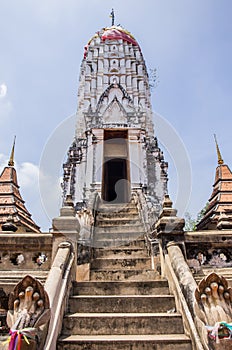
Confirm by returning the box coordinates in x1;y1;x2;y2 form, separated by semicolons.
7;328;36;350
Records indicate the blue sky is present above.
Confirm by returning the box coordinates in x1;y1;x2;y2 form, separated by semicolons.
0;0;232;230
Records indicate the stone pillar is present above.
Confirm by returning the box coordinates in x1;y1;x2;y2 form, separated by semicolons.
92;128;104;196
124;43;129;55
156;194;185;251
140;130;148;186
75;147;86;203
84;80;90;94
126;75;132;88
85;131;94;191
128;129;141;189
52;195;80;261
155;194;185;276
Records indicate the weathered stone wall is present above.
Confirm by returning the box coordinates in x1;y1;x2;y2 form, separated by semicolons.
0;232;52;271
185;231;232;275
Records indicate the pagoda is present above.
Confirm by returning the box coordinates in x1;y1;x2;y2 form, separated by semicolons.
62;21;168;228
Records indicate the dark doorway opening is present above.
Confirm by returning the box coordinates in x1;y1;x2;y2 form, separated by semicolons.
103;158;129;203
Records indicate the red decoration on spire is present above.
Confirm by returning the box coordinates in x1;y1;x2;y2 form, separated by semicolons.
101;28;139;47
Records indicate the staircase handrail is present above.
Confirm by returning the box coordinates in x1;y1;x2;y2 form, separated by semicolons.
163;243;206;350
133;190;156;258
43;241;75;350
89;191;101;242
132;190;150;233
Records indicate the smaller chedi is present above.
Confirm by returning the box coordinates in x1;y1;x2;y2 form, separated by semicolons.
0;138;40;233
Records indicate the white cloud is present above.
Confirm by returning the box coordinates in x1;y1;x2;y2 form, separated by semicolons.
16;162;47;229
39;168;62;224
0;83;7;98
17;161;62;230
17;162;39;189
0;100;12;122
0;83;12;124
0;154;8;174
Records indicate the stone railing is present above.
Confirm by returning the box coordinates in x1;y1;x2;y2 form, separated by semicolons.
44;241;75;350
0;195;80;349
76;192;100;280
133;190;150;230
0;233;53;272
0;240;74;350
156;195;232;350
167;243;232;350
78;190;100;245
156;195;205;349
0;232;53;347
164;242;205;350
133;191;151;241
185;231;232;274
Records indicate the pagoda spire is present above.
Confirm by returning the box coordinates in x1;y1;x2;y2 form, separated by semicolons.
214;134;224;165
196;137;232;230
0;138;40;233
8;136;16;167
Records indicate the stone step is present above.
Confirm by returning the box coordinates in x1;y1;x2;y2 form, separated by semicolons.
94;232;145;243
91;257;151;270
69;295;176;313
72;280;170;296
94;247;148;258
96;218;141;227
98;203;137;212
95;225;144;234
0;270;49;277
97;212;139;220
93;238;145;249
90;268;160;281
98;209;139;216
57;334;192;350
97;210;139;217
92;238;145;248
62;312;184;336
0;276;47;285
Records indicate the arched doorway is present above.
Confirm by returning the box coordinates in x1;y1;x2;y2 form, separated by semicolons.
102;130;130;203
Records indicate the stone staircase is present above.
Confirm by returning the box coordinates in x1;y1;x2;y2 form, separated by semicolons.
57;202;192;349
93;201;145;247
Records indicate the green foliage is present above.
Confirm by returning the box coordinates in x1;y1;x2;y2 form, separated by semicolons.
184;212;197;231
184;202;209;231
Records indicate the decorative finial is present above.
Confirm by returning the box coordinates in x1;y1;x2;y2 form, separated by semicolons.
110;9;115;26
163;194;173;208
214;134;224;165
64;194;74;207
8;136;16;167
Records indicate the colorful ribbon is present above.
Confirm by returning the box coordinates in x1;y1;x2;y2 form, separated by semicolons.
206;322;232;343
4;328;36;350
